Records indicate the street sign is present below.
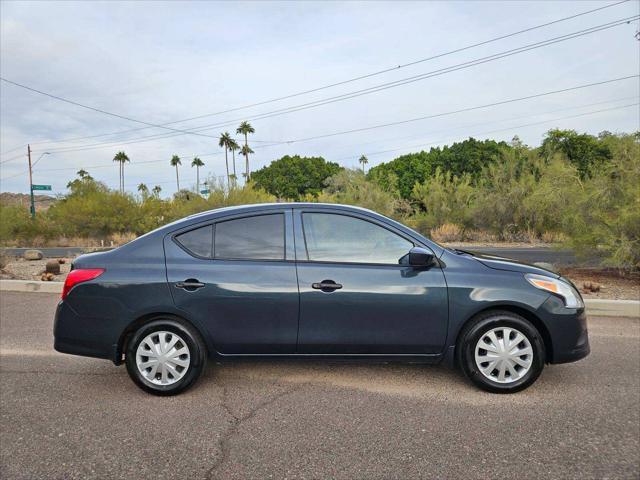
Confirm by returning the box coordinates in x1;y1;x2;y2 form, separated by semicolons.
200;189;210;194
32;184;52;191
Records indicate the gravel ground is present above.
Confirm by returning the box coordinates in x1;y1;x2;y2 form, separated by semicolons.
559;268;640;300
0;256;73;281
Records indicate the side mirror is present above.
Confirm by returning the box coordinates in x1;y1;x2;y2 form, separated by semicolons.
408;247;434;267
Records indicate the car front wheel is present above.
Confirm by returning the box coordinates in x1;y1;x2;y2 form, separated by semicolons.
458;311;545;393
125;318;206;395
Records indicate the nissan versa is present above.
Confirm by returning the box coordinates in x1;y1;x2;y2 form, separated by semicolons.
54;203;590;395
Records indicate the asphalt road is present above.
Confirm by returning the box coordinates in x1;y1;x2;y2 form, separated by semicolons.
1;246;586;266
1;292;638;479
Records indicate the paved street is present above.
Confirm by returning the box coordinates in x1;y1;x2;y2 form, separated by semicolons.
1;292;638;479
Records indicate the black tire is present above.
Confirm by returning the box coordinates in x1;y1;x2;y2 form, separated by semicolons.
125;317;207;396
457;310;545;393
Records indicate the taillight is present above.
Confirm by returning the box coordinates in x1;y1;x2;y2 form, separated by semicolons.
62;268;105;300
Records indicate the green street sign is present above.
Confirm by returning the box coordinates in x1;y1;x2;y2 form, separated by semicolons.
32;184;52;191
200;189;210;194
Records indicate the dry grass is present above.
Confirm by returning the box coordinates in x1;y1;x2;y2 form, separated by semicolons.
430;223;464;243
0;233;138;248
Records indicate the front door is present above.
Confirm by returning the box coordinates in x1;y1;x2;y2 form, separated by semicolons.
164;210;299;354
294;210;448;354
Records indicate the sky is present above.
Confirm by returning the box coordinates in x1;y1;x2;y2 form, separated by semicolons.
1;0;639;197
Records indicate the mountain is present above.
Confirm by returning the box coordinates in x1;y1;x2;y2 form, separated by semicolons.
0;192;57;211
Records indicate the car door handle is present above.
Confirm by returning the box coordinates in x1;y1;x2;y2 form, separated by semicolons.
174;279;205;290
312;280;343;292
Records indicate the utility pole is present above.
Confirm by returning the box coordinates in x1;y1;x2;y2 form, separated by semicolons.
27;144;35;219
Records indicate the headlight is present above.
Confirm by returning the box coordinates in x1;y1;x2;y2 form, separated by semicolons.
525;274;584;309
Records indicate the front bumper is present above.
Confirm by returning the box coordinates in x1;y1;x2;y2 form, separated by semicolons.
539;295;590;364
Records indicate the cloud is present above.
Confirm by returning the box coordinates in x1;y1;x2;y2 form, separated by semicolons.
1;0;638;195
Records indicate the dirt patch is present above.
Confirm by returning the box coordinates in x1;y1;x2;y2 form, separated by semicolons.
559;268;639;300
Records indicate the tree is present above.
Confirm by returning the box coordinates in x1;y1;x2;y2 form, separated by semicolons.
368;138;509;198
358;155;368;173
540;129;612;179
218;132;232;187
152;185;162;197
228;139;240;183
170;155;181;192
251;155;343;199
191;157;204;193
113;151;130;193
137;183;148;194
236;121;255;179
240;144;254;179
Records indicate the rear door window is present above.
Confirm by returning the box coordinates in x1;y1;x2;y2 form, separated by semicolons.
215;214;284;260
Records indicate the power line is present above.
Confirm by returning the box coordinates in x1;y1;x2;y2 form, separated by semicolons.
0;77;235;141
105;102;640;190
32;15;639;155
274;75;639;144
14;0;631;150
3;74;635;180
336;103;639;162
330;95;639;160
2;96;634;185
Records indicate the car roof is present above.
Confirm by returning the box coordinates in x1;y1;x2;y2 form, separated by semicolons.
184;202;378;220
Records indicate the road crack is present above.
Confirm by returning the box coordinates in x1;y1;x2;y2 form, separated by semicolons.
206;383;304;480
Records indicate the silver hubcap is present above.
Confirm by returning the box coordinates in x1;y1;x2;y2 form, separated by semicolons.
475;327;533;384
136;331;191;386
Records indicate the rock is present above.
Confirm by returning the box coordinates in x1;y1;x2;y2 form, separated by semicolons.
45;259;61;275
24;249;43;261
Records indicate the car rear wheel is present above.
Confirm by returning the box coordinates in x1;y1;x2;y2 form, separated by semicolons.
125;318;206;395
458;311;545;393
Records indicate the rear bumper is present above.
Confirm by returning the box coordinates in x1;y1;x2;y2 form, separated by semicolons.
53;300;115;361
539;296;590;364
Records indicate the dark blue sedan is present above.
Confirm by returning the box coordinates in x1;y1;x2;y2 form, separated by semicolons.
54;203;589;395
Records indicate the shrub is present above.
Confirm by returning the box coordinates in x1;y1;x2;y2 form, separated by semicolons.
411;168;476;230
430;223;464;243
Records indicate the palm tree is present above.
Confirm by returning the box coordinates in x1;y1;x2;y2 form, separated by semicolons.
236;121;255;179
77;169;89;179
191;157;204;193
228;139;240;182
359;155;369;174
240;144;254;180
137;183;148;194
218;132;232;187
152;185;162;197
113;151;130;193
170;155;181;191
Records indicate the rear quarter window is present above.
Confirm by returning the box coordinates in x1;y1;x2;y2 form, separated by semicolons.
175;224;213;258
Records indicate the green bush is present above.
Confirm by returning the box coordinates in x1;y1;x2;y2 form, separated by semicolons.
561;133;640;270
1;130;637;269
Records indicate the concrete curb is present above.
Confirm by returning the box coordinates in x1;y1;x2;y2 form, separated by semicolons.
584;299;640;318
0;279;64;294
1;280;638;317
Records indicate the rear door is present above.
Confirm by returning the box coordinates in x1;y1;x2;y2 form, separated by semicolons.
294;209;448;354
164;209;299;354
